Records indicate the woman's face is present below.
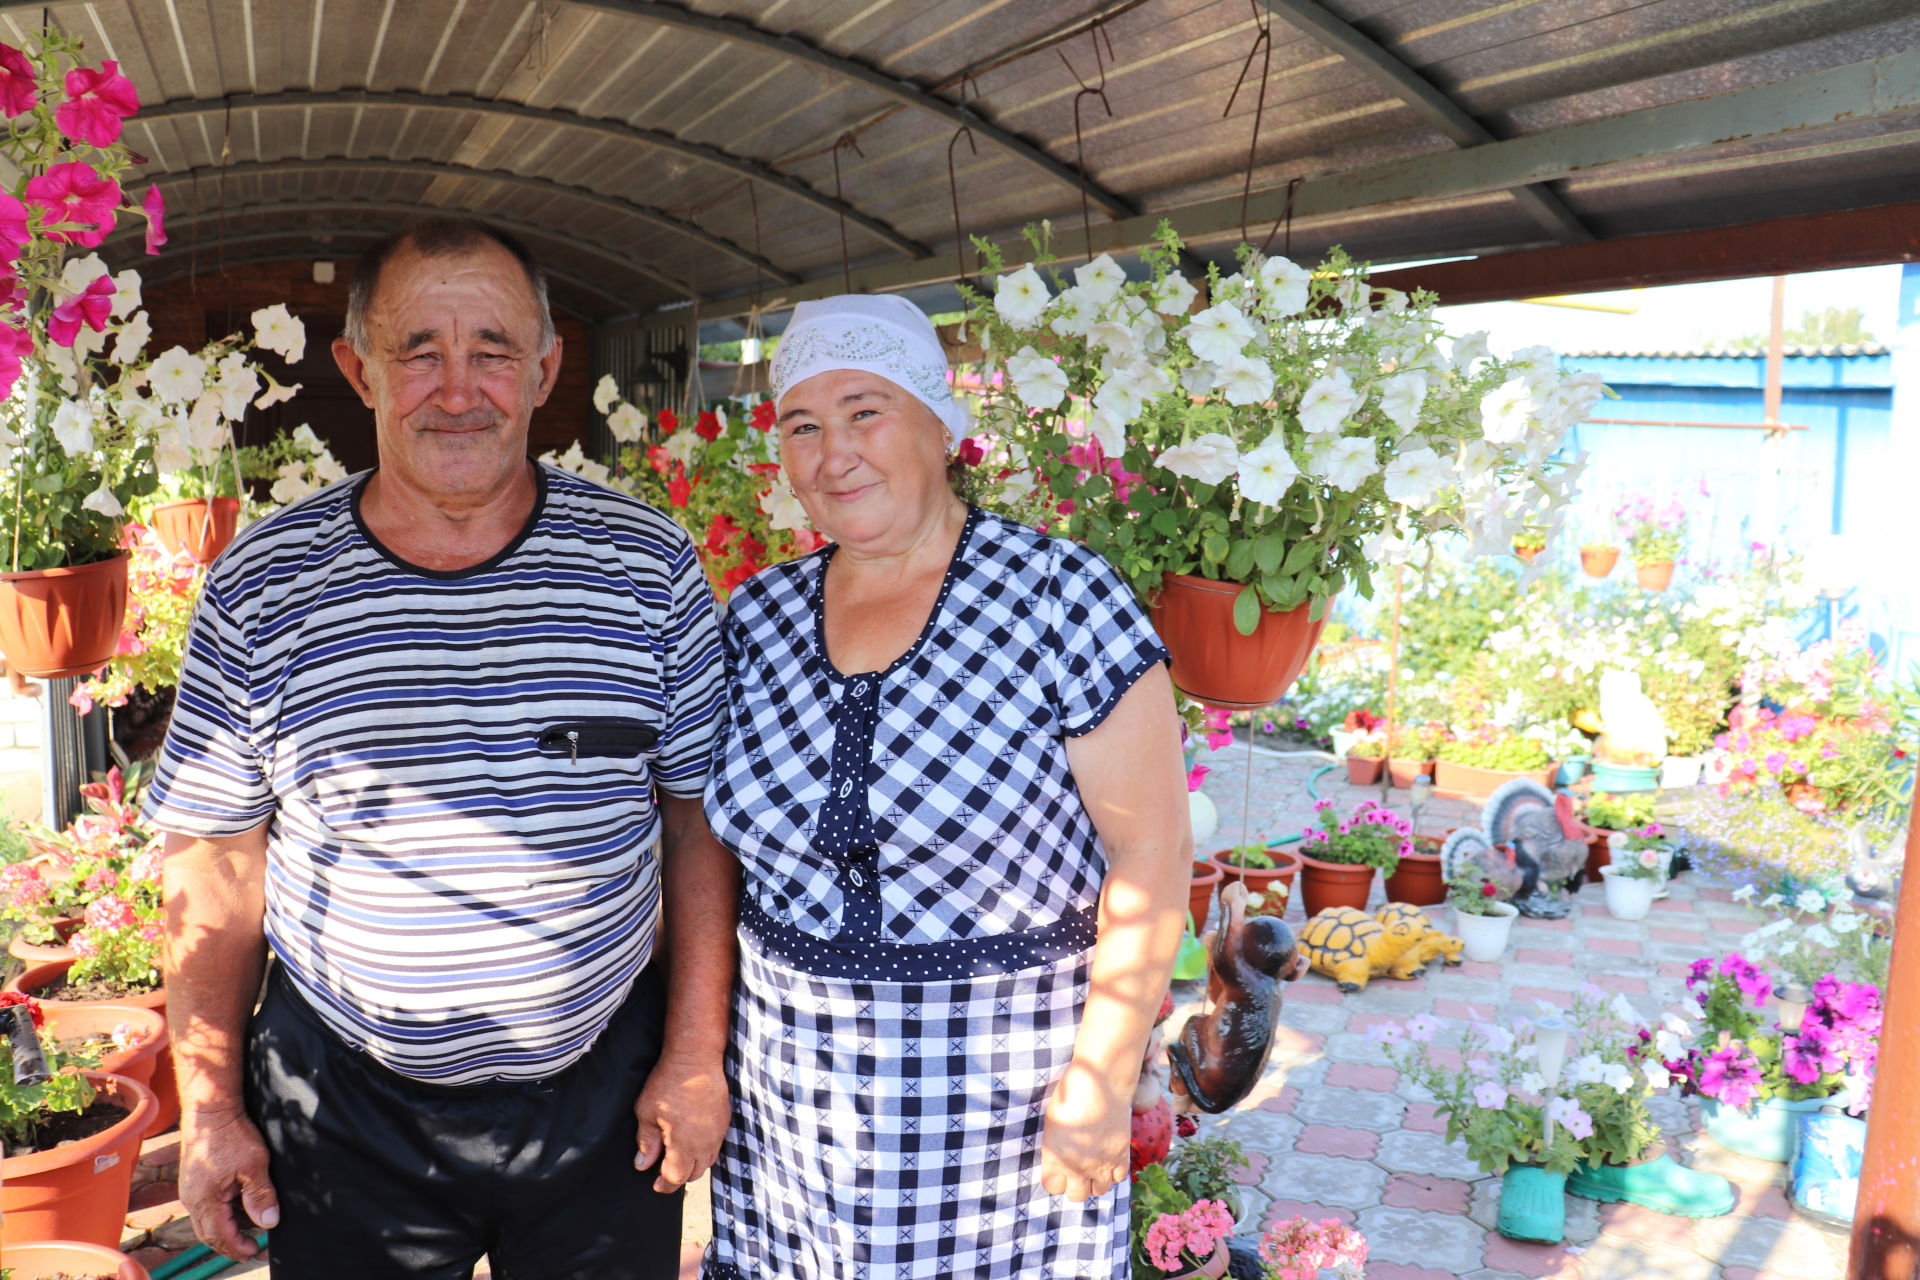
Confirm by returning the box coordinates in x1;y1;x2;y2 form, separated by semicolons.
777;369;953;549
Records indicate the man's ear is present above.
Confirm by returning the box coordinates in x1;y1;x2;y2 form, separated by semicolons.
532;333;564;409
332;336;376;409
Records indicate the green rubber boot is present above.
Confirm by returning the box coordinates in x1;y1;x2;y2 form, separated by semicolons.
1496;1165;1568;1243
1566;1155;1737;1218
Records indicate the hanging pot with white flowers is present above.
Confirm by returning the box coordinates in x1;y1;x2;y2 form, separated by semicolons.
963;223;1604;710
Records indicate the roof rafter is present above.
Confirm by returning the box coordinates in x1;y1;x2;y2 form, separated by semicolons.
576;0;1140;220
140;156;801;283
97;197;697;299
136;90;930;260
1257;0;1592;245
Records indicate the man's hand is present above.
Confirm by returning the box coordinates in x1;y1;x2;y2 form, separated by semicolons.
632;1050;731;1194
1039;1057;1130;1202
179;1107;280;1259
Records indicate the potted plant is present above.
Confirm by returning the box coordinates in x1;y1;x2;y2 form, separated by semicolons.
963;226;1598;709
1511;527;1547;563
1187;858;1224;933
1580;542;1620;577
1328;706;1383;761
1257;1216;1368;1279
1207;842;1301;920
1382;824;1448;906
1447;869;1518;961
1579;791;1653;877
1597;825;1668;921
1655;956;1880;1163
1344;734;1385;785
1434;732;1556;800
1;765;151;960
1616;493;1685;591
1130;1162;1236;1279
0;991;160;1248
1294;798;1405;916
2;1238;153;1279
1386;722;1445;788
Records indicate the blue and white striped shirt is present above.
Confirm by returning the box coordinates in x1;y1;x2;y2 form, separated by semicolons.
145;463;725;1084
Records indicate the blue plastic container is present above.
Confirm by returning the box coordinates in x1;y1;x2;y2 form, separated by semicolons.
1589;760;1660;792
1791;1112;1866;1224
1701;1094;1828;1163
1556;755;1591;786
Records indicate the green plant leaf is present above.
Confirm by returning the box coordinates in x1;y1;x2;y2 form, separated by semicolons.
1224;538;1255;581
1254;529;1285;575
1281;538;1319;577
1202;532;1229;565
1233;584;1260;636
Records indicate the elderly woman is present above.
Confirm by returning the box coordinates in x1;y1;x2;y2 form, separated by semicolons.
702;295;1191;1279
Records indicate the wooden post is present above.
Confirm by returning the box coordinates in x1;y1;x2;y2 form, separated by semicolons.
1384;564;1404;756
1849;762;1920;1277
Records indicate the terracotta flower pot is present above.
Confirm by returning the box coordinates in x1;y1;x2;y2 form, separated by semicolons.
1162;1241;1230;1279
1;1072;158;1249
8;914;84;965
0;552;130;679
1584;828;1614;878
1345;755;1385;785
1513;543;1543;563
1209;848;1303;918
1;1238;152;1280
41;1002;168;1096
1387;757;1435;788
1150;573;1332;710
150;497;240;564
1580;545;1620;577
1384;849;1447;906
10;960;176;1136
1187;860;1224;933
1433;759;1559;801
1296;854;1377;917
1636;561;1675;591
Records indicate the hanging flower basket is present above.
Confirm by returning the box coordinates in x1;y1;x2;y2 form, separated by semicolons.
0;553;129;679
1636;561;1675;591
1580;545;1619;577
1151;574;1329;709
149;496;240;563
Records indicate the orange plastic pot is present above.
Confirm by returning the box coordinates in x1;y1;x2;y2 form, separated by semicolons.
1434;760;1559;801
1388;758;1435;789
8;915;83;965
10;960;176;1136
2;1239;152;1280
41;1002;168;1095
1187;861;1223;933
1150;573;1331;710
0;1072;158;1249
1513;544;1543;563
0;553;129;679
1584;828;1616;879
1636;561;1674;591
1580;546;1619;578
1384;850;1447;906
150;497;239;564
1209;848;1303;917
1345;755;1385;785
1297;854;1378;917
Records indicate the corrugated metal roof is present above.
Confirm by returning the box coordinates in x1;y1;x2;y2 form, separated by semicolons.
0;0;1903;322
1564;344;1891;358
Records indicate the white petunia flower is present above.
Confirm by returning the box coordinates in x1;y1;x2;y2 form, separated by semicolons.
1509;344;1559;390
1297;369;1359;436
664;428;701;472
311;450;347;484
185;395;228;453
1610;993;1639;1025
1306;436;1378;492
994;265;1051;329
1378;371;1428;431
81;481;124;518
1601;1063;1636;1094
1155;433;1239;486
58;253;109;295
151;423;192;473
1048;284;1098;338
1642;1061;1672;1092
1236;437;1299;507
50;401;95;457
1257;255;1311;316
1380;446;1447;507
1214;353;1275;406
108;269;142;319
1479;378;1534;444
1730;883;1757;904
254;381;301;410
1451;330;1491;369
1179;302;1256;364
1073;253;1127;308
997;471;1038;504
1005;346;1069;410
1795;889;1826;914
607;403;648;443
148;347;207;406
760;473;809;531
593;374;620;415
251;303;307;365
1087;405;1127;458
271;461;315;505
1180;361;1218;396
1149;273;1197;316
112;310;152;364
1804;923;1839;949
214;353;260;421
291;423;324;454
1084;318;1142;363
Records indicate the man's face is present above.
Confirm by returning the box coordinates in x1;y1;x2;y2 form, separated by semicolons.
333;241;562;501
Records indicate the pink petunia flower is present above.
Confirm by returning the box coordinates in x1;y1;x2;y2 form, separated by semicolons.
0;319;31;398
55;59;141;147
0;192;27;260
26;161;121;247
48;270;116;347
0;43;35;118
144;183;167;253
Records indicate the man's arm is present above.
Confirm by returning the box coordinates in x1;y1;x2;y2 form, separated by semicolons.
163;822;279;1260
631;793;738;1193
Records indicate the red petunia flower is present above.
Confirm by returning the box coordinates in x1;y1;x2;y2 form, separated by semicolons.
48;270;116;347
694;410;723;442
749;401;777;432
55;59;141;147
667;476;692;508
657;408;678;433
143;183;167;254
0;43;35;118
26;161;121;247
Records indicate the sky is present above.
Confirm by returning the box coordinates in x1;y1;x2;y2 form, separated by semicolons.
1431;264;1904;358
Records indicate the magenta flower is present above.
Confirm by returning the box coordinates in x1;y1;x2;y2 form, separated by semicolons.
55;59;140;147
0;192;27;260
0;43;34;118
1697;1042;1764;1109
26;162;121;247
143;183;167;253
0;319;31;398
48;270;115;347
1718;954;1773;1006
1782;1029;1830;1086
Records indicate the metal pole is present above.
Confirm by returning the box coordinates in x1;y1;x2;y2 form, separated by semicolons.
1849;761;1920;1278
1763;275;1787;430
36;678;108;830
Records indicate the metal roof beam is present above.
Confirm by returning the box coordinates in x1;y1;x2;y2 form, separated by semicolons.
136;91;929;261
1257;0;1591;245
577;0;1139;220
141;156;799;284
96;198;696;299
685;47;1920;316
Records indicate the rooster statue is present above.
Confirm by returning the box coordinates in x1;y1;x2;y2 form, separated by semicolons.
1440;779;1590;919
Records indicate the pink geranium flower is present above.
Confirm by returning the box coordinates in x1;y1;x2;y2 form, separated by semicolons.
48;270;116;346
55;59;141;147
0;43;35;118
26;161;121;247
144;182;167;253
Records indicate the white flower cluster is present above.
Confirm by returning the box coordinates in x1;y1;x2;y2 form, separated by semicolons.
267;423;349;505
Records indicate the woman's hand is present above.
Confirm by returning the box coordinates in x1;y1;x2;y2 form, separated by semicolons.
1039;1057;1131;1202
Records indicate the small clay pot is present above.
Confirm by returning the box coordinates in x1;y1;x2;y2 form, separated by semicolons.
1345;755;1385;785
1580;546;1620;577
1636;561;1675;591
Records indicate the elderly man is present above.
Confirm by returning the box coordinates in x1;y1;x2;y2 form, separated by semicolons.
145;217;736;1279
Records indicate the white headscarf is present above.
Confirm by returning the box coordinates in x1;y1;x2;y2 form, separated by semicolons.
769;294;969;445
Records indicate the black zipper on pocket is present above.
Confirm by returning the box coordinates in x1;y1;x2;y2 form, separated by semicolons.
538;721;660;763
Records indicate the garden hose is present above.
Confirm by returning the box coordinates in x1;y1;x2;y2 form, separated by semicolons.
148;1233;267;1280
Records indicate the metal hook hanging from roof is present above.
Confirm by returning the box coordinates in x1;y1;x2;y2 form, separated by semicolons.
830;133;864;294
946;73;980;292
1057;22;1116;266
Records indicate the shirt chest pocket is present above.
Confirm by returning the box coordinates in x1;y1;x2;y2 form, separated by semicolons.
536;718;661;765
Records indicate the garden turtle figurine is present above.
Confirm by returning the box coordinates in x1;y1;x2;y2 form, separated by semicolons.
1300;904;1461;991
1375;901;1464;974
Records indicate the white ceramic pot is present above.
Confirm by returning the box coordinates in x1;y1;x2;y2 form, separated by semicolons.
1329;726;1362;760
1660;755;1704;789
1453;901;1519;962
1189;790;1219;848
1601;865;1659;920
1701;750;1731;785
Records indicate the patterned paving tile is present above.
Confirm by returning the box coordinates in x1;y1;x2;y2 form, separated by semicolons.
1255;1152;1390;1211
1358;1204;1490;1272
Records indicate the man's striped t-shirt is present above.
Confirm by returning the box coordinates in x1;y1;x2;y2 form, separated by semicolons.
145;462;724;1085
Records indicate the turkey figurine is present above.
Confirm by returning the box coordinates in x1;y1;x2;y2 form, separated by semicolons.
1440;779;1590;919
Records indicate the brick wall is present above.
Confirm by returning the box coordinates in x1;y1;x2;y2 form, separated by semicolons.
0;677;43;822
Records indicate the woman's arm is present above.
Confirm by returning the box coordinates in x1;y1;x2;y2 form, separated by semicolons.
1041;664;1192;1201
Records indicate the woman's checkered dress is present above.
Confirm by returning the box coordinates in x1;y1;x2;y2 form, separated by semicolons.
703;509;1168;1280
